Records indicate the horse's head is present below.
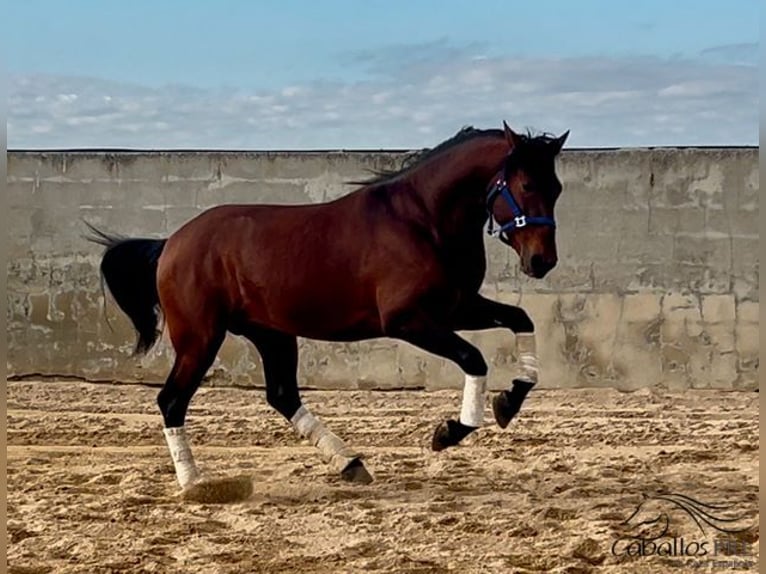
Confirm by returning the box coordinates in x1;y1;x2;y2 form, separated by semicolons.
487;121;569;279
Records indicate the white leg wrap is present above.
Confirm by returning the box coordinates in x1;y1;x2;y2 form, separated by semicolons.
459;375;486;427
163;426;200;489
517;333;539;384
291;406;359;473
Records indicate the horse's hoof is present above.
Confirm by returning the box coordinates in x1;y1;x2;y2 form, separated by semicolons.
431;419;476;452
431;421;452;452
493;380;535;429
341;457;374;484
492;391;515;429
179;474;254;503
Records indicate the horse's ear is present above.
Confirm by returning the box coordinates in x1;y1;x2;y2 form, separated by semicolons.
551;130;570;155
503;120;522;150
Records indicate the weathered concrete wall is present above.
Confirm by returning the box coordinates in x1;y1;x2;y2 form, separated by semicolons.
7;148;759;391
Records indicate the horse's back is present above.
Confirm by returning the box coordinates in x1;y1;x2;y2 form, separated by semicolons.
156;196;391;338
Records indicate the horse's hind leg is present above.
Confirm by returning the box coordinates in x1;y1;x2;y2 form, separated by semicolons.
239;324;373;484
157;324;225;489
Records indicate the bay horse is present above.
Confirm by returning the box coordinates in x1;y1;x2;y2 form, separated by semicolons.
87;121;569;490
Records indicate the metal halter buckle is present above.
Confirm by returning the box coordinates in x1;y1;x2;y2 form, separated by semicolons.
514;215;527;228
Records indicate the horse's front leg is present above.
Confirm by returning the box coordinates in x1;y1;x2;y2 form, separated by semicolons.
453;295;539;429
381;306;489;451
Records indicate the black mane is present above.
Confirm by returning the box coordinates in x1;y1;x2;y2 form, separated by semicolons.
348;126;493;186
349;125;557;186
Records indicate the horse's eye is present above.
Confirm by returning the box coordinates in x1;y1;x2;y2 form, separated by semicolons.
522;184;535;193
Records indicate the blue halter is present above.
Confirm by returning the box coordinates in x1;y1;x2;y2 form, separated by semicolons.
486;174;556;238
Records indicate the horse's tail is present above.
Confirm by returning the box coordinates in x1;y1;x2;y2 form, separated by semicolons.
85;222;167;355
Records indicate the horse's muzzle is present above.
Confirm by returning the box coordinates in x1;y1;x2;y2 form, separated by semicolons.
524;254;557;278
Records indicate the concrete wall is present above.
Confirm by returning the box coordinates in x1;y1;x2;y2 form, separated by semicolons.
7;148;759;391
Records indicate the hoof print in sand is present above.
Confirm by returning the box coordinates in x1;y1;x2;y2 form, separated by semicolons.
180;475;254;504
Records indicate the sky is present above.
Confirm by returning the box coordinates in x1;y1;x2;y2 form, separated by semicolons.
7;0;759;149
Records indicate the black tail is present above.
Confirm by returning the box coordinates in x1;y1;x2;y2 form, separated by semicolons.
85;222;167;355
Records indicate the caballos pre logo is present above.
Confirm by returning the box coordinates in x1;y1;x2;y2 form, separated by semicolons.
611;492;755;561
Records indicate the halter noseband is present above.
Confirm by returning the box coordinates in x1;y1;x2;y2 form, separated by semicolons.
486;173;556;239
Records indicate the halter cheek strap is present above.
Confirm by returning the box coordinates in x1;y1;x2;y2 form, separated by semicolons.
486;176;556;237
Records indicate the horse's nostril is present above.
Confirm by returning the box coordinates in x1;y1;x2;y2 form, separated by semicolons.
530;254;554;277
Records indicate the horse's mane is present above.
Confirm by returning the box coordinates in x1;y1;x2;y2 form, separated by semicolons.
347;126;493;186
349;125;558;187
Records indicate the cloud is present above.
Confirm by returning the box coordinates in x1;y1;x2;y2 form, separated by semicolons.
8;44;757;149
699;42;758;66
340;37;488;80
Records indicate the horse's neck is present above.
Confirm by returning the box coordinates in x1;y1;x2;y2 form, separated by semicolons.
409;137;507;240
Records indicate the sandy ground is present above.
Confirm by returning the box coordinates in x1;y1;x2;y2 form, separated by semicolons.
7;380;759;574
